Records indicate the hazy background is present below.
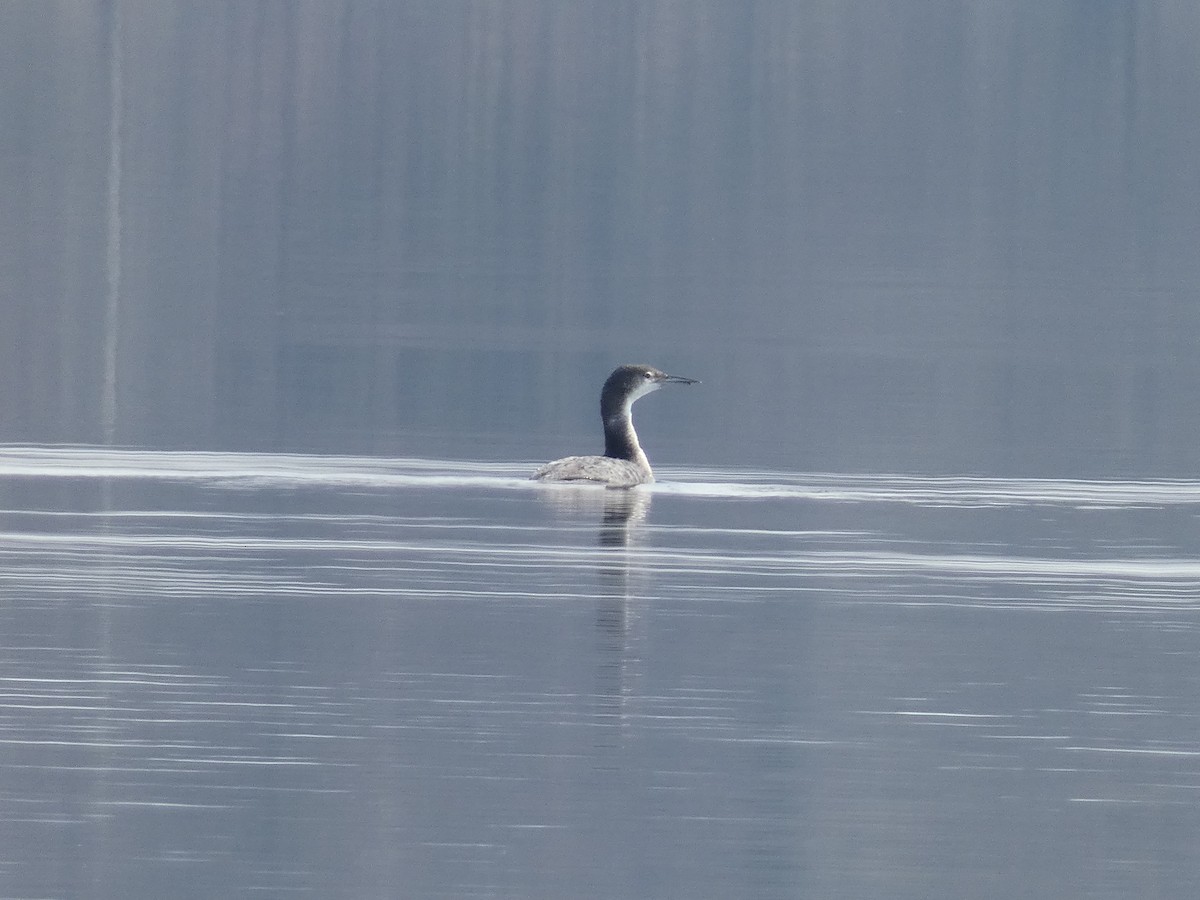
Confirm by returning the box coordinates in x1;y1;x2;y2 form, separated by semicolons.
4;1;1200;474
5;7;1200;898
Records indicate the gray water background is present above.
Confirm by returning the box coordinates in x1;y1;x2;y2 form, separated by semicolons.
3;3;1200;898
6;1;1200;474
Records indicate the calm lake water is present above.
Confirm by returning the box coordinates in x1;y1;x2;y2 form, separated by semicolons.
5;2;1200;897
3;446;1199;899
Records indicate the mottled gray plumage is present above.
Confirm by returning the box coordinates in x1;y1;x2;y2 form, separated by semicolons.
531;454;650;487
532;364;698;486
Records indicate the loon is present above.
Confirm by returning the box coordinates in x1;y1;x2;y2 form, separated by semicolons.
532;364;699;487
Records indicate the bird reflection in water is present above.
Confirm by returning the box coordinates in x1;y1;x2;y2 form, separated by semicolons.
533;484;650;549
533;485;651;745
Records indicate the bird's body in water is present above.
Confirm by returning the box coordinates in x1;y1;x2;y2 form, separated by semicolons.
532;364;699;487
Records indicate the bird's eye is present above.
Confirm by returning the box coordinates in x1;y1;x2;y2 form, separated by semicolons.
644;370;653;378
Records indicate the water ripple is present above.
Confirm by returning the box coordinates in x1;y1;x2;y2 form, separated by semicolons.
3;445;1200;508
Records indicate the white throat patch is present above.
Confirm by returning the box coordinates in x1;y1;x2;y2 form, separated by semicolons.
622;379;662;413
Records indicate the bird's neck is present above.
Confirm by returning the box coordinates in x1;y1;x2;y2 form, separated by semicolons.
603;412;650;473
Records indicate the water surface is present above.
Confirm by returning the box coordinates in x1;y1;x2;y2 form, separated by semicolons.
5;4;1200;897
2;446;1199;899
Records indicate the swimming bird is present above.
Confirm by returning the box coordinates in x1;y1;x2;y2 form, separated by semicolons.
532;364;699;486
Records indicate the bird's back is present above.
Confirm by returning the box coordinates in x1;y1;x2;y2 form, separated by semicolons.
531;455;651;487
